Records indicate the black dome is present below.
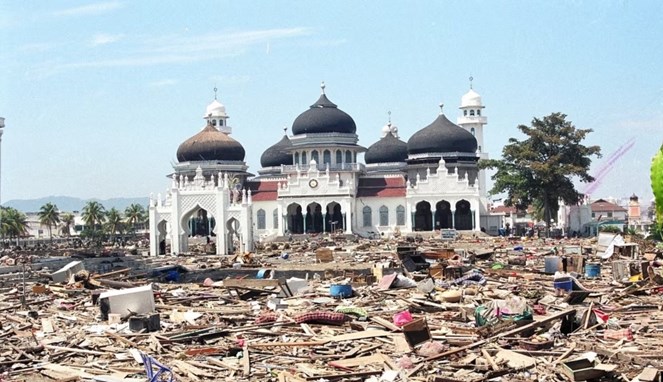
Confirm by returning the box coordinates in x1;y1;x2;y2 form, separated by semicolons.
365;132;408;164
407;114;477;155
177;123;245;162
291;93;356;135
260;134;293;168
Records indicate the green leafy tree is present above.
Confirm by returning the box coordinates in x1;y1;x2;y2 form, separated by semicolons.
38;202;60;241
651;144;663;229
124;203;146;236
1;207;29;242
82;201;106;231
480;112;601;233
105;208;124;242
60;212;75;236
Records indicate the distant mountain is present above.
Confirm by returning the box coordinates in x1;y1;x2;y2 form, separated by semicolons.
2;196;150;213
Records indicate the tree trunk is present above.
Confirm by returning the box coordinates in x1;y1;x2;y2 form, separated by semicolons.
544;195;551;238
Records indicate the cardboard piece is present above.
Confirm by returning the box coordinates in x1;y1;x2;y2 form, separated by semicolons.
99;284;155;319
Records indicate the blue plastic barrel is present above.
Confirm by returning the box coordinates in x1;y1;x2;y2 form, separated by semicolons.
585;263;601;278
330;284;353;298
553;278;572;291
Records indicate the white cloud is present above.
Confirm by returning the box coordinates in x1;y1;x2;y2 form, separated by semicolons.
91;33;124;46
53;1;124;17
149;79;179;87
26;27;313;78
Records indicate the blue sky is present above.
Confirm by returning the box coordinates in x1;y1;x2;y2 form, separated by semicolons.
1;1;661;205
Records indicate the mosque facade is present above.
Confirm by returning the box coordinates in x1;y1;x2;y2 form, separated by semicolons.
149;84;493;256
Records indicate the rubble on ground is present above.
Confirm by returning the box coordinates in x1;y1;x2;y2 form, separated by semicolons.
1;232;663;381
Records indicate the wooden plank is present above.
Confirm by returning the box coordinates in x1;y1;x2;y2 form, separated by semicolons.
222;279;282;289
421;309;576;362
370;316;402;332
481;349;499;371
242;345;250;377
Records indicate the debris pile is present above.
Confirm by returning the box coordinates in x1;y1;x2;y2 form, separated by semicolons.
1;232;663;381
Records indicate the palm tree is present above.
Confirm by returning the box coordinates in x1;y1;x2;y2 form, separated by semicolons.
38;202;60;242
105;208;123;243
60;212;75;236
125;203;146;236
1;207;29;243
82;201;106;231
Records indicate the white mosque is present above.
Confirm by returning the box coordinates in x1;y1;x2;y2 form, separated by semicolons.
149;82;497;256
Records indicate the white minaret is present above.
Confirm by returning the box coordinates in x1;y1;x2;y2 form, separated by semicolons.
457;77;488;197
203;87;231;134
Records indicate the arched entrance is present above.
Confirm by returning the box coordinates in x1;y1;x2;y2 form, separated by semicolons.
305;202;324;233
286;203;304;234
435;200;452;229
454;200;472;230
325;202;344;233
226;218;241;254
414;201;433;231
157;220;168;255
185;208;216;237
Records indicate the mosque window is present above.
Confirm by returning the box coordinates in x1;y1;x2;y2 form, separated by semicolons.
257;209;266;229
469;110;475;116
463;110;467;116
345;150;352;164
273;209;279;229
396;205;406;225
362;206;372;227
477;110;481;116
336;150;343;164
302;151;307;164
323;150;331;165
312;150;319;163
471;128;475;136
379;206;389;226
212;120;217;126
294;152;300;164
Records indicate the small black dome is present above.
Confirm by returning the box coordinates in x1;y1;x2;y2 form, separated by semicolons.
260;135;293;168
407;114;477;155
292;93;356;135
177;123;245;162
365;132;408;164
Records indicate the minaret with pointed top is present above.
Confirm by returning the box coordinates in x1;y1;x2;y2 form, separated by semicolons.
204;87;232;134
457;77;488;197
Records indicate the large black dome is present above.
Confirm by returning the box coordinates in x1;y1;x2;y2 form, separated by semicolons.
291;93;356;135
260;134;293;168
177;123;245;162
365;132;408;164
407;113;477;155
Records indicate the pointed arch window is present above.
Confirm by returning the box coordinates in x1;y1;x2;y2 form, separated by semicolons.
302;151;307;164
273;209;279;229
257;209;266;229
312;150;319;163
294;152;300;165
396;205;406;226
463;110;467;116
379;206;389;226
362;206;372;227
323;150;331;165
345;150;352;164
469;110;475;116
477;110;481;116
336;150;343;164
471;127;476;136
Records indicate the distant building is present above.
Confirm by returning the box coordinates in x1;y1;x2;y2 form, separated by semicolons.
590;198;628;222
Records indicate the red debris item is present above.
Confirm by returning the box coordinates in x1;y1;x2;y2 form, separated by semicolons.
533;304;546;315
393;310;413;327
256;313;278;324
592;308;610;323
294;311;347;325
604;328;633;341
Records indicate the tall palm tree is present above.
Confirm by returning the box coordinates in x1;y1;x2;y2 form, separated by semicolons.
1;207;29;243
82;201;106;231
38;202;60;242
60;212;75;236
105;208;123;242
125;203;146;236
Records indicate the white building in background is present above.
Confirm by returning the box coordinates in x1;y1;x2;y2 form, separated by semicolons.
149;83;497;255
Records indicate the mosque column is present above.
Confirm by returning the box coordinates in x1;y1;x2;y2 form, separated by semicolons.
148;201;158;256
451;211;456;229
343;200;352;234
303;213;308;234
471;209;476;230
